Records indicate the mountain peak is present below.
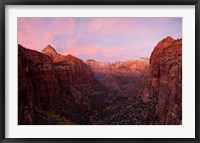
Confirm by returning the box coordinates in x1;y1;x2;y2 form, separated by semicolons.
42;45;57;54
42;45;58;59
66;54;74;57
155;36;175;50
63;54;83;63
164;36;174;41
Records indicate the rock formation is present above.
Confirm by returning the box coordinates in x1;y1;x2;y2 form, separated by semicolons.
85;58;149;97
85;58;149;77
18;44;114;124
149;36;182;124
90;36;182;125
41;45;58;59
18;36;182;125
18;45;61;124
42;45;95;88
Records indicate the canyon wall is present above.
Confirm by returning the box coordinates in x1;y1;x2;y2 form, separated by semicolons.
18;45;114;124
18;45;61;124
149;36;182;124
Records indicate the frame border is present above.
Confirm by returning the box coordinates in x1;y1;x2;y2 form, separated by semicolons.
1;0;200;143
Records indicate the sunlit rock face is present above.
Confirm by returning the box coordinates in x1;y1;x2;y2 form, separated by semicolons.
41;45;58;59
149;36;182;124
85;59;149;97
85;58;149;76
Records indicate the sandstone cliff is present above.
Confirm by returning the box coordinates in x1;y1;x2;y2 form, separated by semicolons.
91;36;182;125
149;36;182;124
18;45;61;124
85;59;149;97
18;44;114;124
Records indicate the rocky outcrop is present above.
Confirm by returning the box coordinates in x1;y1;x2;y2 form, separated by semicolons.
18;45;61;124
42;46;115;110
54;55;95;88
19;44;115;125
149;36;182;124
85;59;149;97
42;45;95;88
41;45;58;59
85;58;149;77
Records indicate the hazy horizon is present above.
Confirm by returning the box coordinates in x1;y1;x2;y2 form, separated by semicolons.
18;17;182;62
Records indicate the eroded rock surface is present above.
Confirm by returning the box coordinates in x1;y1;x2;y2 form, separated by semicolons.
149;36;182;124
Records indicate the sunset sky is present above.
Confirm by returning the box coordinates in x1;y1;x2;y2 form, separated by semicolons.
18;18;182;62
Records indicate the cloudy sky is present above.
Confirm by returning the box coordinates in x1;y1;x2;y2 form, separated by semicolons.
18;17;182;62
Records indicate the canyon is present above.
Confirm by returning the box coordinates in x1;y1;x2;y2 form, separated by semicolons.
18;36;182;125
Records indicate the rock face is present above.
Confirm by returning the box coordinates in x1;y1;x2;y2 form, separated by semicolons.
42;45;95;88
85;59;149;97
18;45;61;124
85;58;149;77
42;46;112;109
149;36;182;124
18;44;113;124
41;45;58;59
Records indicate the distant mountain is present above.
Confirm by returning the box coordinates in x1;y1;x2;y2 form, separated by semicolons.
85;58;149;97
85;58;149;76
41;44;58;59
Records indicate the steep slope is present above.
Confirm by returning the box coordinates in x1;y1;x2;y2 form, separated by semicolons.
18;45;106;125
149;36;182;124
18;44;61;124
42;45;95;87
41;44;58;59
54;54;95;88
41;45;114;110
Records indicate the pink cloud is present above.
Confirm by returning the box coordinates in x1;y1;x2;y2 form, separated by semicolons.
18;18;75;51
18;17;182;62
64;43;99;57
86;18;132;36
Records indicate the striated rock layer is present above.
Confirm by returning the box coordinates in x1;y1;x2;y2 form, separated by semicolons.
85;58;149;76
85;59;149;97
42;45;95;88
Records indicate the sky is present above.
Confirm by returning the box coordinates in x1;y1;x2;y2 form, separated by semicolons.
18;18;182;62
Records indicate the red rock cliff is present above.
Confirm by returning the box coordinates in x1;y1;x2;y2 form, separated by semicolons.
18;45;61;124
42;45;95;89
149;36;182;124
